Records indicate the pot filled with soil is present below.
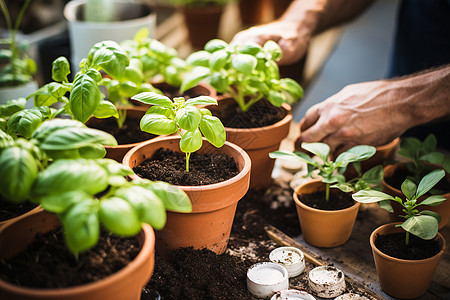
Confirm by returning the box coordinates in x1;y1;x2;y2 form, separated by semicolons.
383;163;450;229
123;135;251;256
369;222;446;298
207;98;292;189
0;199;41;229
0;210;155;300
86;107;158;162
293;179;360;248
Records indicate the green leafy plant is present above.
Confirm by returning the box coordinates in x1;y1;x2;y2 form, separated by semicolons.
181;39;303;112
28;40;156;127
131;91;226;172
31;157;191;257
269;143;378;201
0;0;37;87
353;169;446;245
397;133;450;183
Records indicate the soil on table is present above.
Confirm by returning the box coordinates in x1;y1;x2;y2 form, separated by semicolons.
375;232;442;260
88;116;157;145
0;227;140;288
132;148;239;186
0;198;38;222
298;190;355;210
211;99;287;129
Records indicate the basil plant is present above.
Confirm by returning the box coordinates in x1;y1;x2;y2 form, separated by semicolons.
270;143;379;201
131;91;226;172
353;169;446;245
181;39;303;112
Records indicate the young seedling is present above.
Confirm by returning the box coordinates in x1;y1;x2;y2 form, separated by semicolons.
269;142;377;201
131;91;226;172
397;133;450;184
181;39;303;112
353;169;446;245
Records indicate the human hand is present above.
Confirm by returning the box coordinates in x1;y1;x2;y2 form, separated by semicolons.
231;20;309;65
295;80;411;156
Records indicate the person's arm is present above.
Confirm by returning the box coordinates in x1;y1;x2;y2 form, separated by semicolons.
231;0;375;65
296;65;450;154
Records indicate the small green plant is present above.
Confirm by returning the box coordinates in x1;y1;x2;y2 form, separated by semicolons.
181;39;303;112
0;0;37;87
131;91;226;172
353;169;446;245
270;143;378;201
397;133;450;183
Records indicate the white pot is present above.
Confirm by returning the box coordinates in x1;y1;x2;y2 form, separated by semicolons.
247;262;289;299
64;0;156;70
269;247;305;278
308;266;346;298
0;81;38;108
271;290;316;300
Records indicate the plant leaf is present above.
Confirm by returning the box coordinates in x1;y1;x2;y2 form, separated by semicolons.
419;210;441;223
93;100;119;119
416;169;445;198
180;66;210;93
199;115;226;148
378;200;394;213
418;195;447;207
232;54;257;75
132;92;173;108
52;56;71;82
185;96;217;106
335;145;376;166
140;180;192;213
140;113;177;135
90;41;130;79
40;190;91;213
99;197;141;236
7;107;52;139
301;142;329;162
401;179;417;200
69;73;101;123
180;129;202;153
176;106;202;132
352;189;394;203
186;50;211;67
401;215;438;240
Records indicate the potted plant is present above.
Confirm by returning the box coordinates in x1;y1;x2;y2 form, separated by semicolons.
270;142;381;247
28;40;159;161
0;155;191;299
167;0;231;49
181;38;303;188
64;0;157;71
0;0;38;108
124;92;251;256
353;169;447;298
383;134;450;229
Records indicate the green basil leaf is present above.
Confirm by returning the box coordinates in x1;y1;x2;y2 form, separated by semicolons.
422;134;437;154
146;106;175;119
361;165;384;185
419;195;447;207
401;215;438;240
416;169;445;198
209;50;230;71
176;106;202;132
279;78;303;100
232;54;257;75
301;142;330;163
32;119;85;144
97;158;134;177
99;197;141;236
420;152;445;165
210;72;228;93
0;146;38;202
352;189;394;203
124;58;144;84
401;179;417;200
199;115;225;148
140;180;192;213
263;40;282;61
204;39;228;53
0;129;14;148
28;82;71;107
419;210;441;223
91;41;130;79
267;90;284;107
378;200;394;213
180;129;202;153
132;92;173;108
78;143;107;159
238;43;263;56
0;98;27;118
62;200;99;255
180;66;210;93
140;113;177;135
93;100;119;119
69;73;101;123
52;56;71;82
7;106;52;139
186;50;211;67
335;145;376;166
40;190;91;213
398;137;421;159
269;150;315;164
185;96;218;107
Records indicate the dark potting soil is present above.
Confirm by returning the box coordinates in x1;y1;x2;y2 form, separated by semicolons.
0;199;38;222
375;232;442;260
133;148;239;186
211;99;287;129
0;227;140;288
298;190;355;211
88;116;157;145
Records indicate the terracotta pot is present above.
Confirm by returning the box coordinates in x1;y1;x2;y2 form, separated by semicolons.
383;163;450;229
239;0;272;26
0;204;42;229
0;211;155;300
181;4;224;49
86;107;152;162
123;136;251;256
293;179;360;248
207;97;292;189
370;222;446;298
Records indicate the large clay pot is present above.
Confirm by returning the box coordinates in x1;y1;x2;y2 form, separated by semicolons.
383;163;450;229
293;179;360;248
86;107;154;162
181;4;224;49
0;204;42;229
207;97;292;189
370;222;446;299
123;136;251;256
0;211;155;300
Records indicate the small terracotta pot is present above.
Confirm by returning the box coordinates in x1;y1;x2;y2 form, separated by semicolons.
208;97;292;189
86;107;151;162
123;136;251;256
0;211;155;300
181;4;224;49
370;222;446;299
383;163;450;229
239;0;272;26
0;204;42;229
293;179;360;248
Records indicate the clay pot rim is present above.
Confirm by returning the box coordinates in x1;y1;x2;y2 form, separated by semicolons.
123;135;252;192
214;97;293;134
293;179;360;214
0;214;155;296
369;222;446;264
376;137;400;151
0;205;42;228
